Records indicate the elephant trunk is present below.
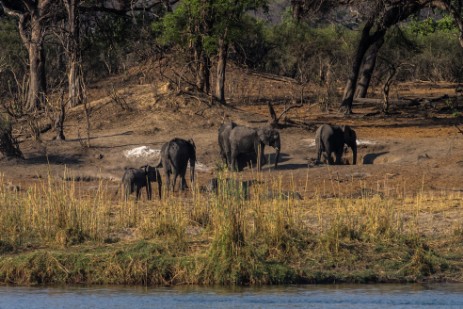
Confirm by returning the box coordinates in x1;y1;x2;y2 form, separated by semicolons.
351;142;357;165
156;169;162;199
190;158;195;186
274;147;280;168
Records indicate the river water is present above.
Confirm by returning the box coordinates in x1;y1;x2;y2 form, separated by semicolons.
1;284;463;309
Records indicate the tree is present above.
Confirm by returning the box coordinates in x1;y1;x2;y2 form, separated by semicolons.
158;0;267;104
63;0;85;107
339;1;426;114
292;0;463;114
0;0;52;111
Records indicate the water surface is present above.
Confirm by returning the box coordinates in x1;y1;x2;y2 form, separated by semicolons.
1;284;463;309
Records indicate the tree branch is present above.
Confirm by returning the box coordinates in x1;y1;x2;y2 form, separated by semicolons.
79;0;179;16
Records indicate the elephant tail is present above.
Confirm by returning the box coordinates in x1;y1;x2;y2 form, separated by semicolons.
315;126;323;163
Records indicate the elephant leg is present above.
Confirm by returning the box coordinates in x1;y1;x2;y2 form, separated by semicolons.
181;176;188;191
135;186;141;201
325;147;335;165
164;170;171;193
146;183;152;200
230;150;238;171
172;174;178;191
123;184;130;201
226;151;232;166
335;150;343;165
316;146;323;164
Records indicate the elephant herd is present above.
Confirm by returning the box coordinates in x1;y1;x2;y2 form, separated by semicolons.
121;122;357;201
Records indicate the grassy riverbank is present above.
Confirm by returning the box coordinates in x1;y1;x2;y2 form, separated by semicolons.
1;172;463;286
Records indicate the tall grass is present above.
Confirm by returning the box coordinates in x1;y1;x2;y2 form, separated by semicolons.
0;171;462;285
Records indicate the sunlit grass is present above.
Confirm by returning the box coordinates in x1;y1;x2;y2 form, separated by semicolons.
0;170;462;285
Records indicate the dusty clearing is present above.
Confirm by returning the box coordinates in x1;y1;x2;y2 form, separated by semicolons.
2;68;463;207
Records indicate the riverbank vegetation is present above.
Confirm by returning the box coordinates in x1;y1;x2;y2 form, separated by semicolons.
0;172;462;286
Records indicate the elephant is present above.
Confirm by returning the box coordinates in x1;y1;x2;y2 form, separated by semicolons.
158;138;196;191
121;165;162;200
218;121;257;171
218;121;237;165
228;125;281;171
315;124;357;165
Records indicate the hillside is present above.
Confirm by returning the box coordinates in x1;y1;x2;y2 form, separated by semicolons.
2;62;463;201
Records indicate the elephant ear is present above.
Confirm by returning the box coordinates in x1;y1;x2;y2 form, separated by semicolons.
140;165;149;174
257;128;271;144
188;138;196;149
341;126;356;144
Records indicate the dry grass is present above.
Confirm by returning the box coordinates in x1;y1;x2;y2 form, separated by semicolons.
0;170;462;285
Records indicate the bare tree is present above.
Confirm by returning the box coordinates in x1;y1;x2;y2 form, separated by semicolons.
0;0;52;111
63;0;85;107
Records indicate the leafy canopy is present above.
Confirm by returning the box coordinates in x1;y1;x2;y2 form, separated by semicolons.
155;0;268;54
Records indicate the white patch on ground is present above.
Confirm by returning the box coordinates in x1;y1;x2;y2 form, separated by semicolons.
304;138;377;147
357;139;377;146
194;162;211;172
124;146;160;160
124;146;211;172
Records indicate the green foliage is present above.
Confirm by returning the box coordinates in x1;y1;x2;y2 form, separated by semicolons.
409;15;456;36
0;17;27;98
262;20;353;83
81;13;158;79
156;0;268;55
231;17;272;68
0;17;26;69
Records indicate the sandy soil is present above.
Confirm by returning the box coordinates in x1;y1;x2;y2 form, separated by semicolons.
2;67;463;203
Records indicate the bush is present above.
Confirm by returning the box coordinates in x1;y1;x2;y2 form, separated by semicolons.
0;115;22;159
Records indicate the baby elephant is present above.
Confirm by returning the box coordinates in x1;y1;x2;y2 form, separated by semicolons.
122;165;162;200
315;124;357;165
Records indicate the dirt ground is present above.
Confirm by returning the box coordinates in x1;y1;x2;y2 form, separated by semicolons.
2;65;463;201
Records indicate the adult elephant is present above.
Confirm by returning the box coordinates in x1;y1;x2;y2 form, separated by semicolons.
229;126;281;171
315;124;357;165
158;138;196;191
218;121;237;165
218;121;253;170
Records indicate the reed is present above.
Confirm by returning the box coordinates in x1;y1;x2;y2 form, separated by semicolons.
0;170;462;285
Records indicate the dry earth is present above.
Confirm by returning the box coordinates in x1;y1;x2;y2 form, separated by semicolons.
2;65;463;205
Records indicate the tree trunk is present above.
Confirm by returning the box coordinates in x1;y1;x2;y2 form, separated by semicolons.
193;33;211;94
215;35;228;104
194;35;206;92
24;14;47;111
204;53;211;94
3;0;51;112
64;0;85;107
340;21;385;114
291;0;303;20
354;35;384;98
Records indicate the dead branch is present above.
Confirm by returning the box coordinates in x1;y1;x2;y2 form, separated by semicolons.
455;124;463;135
108;85;132;111
53;90;68;141
250;71;300;84
184;94;211;108
267;101;304;128
381;62;415;113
